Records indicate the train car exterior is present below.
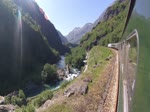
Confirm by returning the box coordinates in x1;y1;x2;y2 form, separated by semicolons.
117;0;150;112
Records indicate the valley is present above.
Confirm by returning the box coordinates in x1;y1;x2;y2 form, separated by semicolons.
0;0;130;112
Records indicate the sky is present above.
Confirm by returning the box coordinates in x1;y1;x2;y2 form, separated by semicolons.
35;0;116;36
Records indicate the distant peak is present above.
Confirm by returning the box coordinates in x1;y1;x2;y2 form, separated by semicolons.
73;27;80;31
86;23;93;25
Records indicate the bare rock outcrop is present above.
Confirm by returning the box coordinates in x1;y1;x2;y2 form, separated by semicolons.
57;69;65;80
64;77;92;97
79;83;88;95
0;96;4;104
83;77;92;83
0;105;15;112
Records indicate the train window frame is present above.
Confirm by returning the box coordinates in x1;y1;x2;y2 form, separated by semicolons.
123;29;139;112
126;29;139;65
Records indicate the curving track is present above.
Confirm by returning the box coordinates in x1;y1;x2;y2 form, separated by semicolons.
98;49;119;112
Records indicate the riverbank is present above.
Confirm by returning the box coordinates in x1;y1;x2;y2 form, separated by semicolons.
24;55;80;98
37;46;116;112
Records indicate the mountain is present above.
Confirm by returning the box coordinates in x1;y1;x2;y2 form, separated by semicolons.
66;1;124;45
65;9;109;45
66;0;130;69
13;0;69;54
57;30;68;44
66;23;93;44
0;0;69;95
80;0;130;50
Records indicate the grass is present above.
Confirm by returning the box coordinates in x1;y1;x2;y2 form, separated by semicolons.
86;46;113;85
43;104;74;112
16;90;53;111
60;81;71;89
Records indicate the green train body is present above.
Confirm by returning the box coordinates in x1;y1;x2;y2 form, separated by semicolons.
117;0;150;112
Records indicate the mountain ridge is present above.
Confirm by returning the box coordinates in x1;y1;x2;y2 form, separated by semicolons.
65;9;107;44
66;22;93;44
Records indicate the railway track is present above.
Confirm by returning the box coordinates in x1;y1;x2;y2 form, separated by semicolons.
98;49;119;112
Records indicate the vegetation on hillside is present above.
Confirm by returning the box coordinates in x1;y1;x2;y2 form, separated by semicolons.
43;104;74;112
0;0;60;56
65;0;130;69
43;46;113;112
4;90;26;106
15;90;53;112
65;47;86;69
41;63;58;83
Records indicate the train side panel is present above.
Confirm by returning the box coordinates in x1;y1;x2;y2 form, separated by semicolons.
118;0;150;112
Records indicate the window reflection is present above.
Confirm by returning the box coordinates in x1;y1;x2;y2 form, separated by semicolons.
126;34;138;111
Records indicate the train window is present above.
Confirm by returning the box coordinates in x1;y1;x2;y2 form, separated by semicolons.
125;30;139;112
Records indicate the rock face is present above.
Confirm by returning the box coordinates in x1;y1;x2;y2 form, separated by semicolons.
64;86;76;97
57;69;65;80
0;105;15;112
79;83;88;95
102;7;119;21
0;96;4;104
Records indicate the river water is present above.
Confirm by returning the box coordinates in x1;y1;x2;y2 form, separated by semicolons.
43;56;66;91
56;56;66;69
26;56;66;97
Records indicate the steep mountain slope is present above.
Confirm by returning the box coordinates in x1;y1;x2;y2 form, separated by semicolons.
66;0;130;69
80;0;129;50
0;0;68;95
13;0;69;54
57;30;68;44
66;23;93;44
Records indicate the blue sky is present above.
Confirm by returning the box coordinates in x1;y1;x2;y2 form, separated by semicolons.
35;0;116;36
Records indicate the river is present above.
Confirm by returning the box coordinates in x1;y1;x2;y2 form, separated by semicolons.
43;56;66;91
56;56;66;69
25;56;66;97
26;56;80;97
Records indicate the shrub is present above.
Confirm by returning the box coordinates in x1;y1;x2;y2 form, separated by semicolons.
41;63;57;83
21;105;35;112
32;90;53;107
5;90;26;106
19;89;25;99
4;96;11;104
